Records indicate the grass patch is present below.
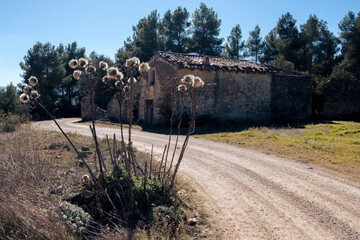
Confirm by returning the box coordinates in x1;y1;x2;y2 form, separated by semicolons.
195;121;360;182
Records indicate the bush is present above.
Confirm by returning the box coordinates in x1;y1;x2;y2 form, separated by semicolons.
0;113;22;132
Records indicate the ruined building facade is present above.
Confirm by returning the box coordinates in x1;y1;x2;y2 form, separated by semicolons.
138;52;312;124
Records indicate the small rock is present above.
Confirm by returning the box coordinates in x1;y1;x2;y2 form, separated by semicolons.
188;218;197;226
63;145;71;151
81;146;90;151
66;168;75;175
76;151;91;159
136;220;145;229
78;161;84;167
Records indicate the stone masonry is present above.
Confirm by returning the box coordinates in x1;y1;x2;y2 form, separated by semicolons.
138;52;312;124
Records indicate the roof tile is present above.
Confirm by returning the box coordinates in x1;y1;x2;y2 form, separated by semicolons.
155;51;275;74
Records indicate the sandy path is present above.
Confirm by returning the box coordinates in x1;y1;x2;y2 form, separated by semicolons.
33;118;360;239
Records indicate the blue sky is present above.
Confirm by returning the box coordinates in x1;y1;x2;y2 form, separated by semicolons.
0;0;359;87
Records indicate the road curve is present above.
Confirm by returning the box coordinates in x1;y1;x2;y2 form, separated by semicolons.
33;118;360;239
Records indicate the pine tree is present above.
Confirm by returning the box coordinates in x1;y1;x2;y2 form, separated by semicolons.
160;7;190;53
58;42;85;116
245;25;264;63
299;15;321;72
260;28;277;64
190;3;223;55
334;11;360;79
132;10;162;61
224;24;244;59
313;21;339;76
275;12;301;68
20;42;66;119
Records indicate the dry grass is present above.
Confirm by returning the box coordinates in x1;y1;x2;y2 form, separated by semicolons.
0;129;71;240
0;128;204;239
195;121;360;182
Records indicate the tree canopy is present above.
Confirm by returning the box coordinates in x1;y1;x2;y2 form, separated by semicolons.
189;3;223;55
224;24;244;59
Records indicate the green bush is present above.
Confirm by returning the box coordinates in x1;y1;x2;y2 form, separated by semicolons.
0;113;22;132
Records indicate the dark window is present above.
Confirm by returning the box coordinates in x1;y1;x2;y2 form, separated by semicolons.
150;69;155;85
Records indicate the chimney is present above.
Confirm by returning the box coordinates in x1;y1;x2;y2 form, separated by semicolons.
203;56;210;64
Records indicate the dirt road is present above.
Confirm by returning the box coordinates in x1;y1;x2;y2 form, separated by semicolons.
33;118;360;239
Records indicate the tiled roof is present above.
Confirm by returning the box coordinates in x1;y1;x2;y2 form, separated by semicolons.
155;51;275;74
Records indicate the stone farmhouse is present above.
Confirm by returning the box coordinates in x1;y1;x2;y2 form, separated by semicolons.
138;51;312;124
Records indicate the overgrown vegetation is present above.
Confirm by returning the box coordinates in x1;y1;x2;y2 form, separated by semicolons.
15;56;210;239
195;120;360;182
0;83;30;132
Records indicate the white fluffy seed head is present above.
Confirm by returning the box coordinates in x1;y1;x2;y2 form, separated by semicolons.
115;80;123;88
102;75;110;84
180;74;195;85
193;76;204;88
78;58;88;68
99;61;108;70
28;76;38;86
139;62;150;73
108;67;119;79
85;65;96;74
24;85;33;95
30;90;40;99
73;70;82;80
68;59;78;69
177;84;187;92
20;93;30;103
125;57;140;68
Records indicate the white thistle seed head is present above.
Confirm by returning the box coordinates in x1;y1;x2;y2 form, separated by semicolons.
139;62;150;73
78;58;88;68
85;65;96;74
102;75;110;84
99;61;108;70
193;76;204;88
115;80;123;88
20;93;30;103
28;76;38;86
68;59;78;69
180;75;194;85
177;84;187;92
125;57;140;68
108;67;119;79
30;90;40;99
24;85;33;95
73;70;82;80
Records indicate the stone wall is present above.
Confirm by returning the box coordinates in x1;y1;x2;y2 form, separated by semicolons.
322;78;360;118
139;57;312;124
139;58;178;124
270;72;312;121
107;92;129;122
81;95;107;121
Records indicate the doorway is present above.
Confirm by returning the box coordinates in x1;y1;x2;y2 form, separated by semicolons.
145;100;153;124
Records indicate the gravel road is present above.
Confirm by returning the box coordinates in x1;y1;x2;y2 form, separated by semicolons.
33;118;360;239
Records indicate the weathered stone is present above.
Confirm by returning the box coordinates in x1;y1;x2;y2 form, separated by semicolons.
138;52;312;125
107;92;129;123
81;95;107;121
81;146;90;151
188;218;198;226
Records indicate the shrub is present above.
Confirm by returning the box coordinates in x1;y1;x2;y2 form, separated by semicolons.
0;113;21;132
